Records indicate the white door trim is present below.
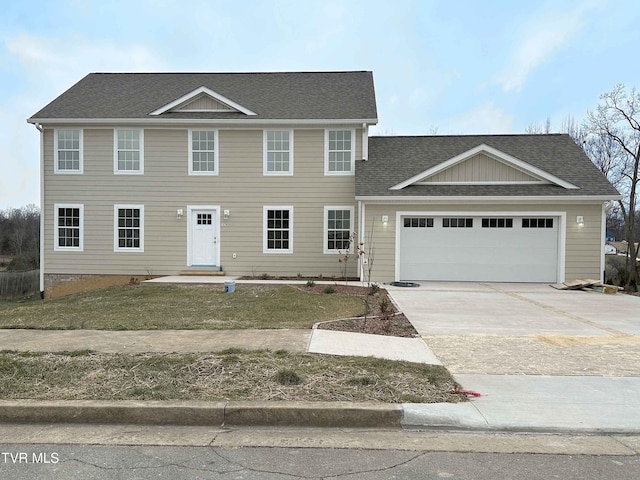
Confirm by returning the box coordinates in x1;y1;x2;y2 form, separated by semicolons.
394;210;566;283
187;205;221;267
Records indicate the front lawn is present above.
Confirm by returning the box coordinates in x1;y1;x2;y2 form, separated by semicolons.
0;284;366;330
0;349;462;403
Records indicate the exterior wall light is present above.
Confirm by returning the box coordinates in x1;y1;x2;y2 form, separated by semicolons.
176;208;184;219
224;209;230;220
382;215;389;226
577;216;584;227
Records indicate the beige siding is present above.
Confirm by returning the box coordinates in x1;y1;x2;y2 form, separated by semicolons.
423;154;539;183
363;202;604;283
43;127;362;278
176;95;234;111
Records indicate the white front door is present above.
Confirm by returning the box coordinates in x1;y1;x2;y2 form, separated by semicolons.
190;209;218;266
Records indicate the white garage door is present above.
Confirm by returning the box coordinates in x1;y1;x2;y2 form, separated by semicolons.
399;215;559;282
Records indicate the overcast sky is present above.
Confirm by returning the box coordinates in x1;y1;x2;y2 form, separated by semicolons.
1;0;638;209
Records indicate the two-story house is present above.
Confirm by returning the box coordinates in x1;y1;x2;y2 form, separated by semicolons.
28;71;619;297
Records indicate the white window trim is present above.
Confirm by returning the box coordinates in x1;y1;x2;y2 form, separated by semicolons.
114;204;144;252
324;206;354;254
324;128;356;176
113;129;144;174
263;206;293;254
188;129;219;176
263;130;294;176
53;203;84;252
54;128;83;174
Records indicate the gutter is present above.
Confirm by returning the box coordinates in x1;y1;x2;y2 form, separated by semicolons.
27;117;380;127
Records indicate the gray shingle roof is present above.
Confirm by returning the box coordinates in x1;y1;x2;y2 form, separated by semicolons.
29;71;378;121
357;134;619;197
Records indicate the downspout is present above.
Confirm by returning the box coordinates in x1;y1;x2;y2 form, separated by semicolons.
602;201;614;283
358;200;364;282
361;123;368;161
34;123;45;298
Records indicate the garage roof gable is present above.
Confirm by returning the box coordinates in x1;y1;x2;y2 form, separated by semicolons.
390;144;579;190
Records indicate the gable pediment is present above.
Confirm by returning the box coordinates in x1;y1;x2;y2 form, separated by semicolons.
149;86;256;116
390;144;579;190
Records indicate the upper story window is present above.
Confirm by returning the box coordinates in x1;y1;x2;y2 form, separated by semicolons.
54;129;83;174
114;129;144;174
54;204;83;251
263;206;293;253
264;130;293;175
325;129;355;175
189;129;218;175
114;205;144;252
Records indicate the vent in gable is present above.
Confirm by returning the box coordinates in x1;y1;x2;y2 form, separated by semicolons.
418;152;544;185
175;93;236;112
149;86;257;116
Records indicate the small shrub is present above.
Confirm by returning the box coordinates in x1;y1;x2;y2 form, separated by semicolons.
129;277;140;285
306;280;316;287
379;297;393;321
260;273;270;280
323;286;336;294
368;284;380;296
274;369;302;386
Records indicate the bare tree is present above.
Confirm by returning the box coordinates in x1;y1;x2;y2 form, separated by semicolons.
0;204;40;269
582;85;640;290
525;116;552;134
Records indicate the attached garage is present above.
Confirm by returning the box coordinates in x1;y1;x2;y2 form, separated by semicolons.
398;213;561;282
356;135;620;285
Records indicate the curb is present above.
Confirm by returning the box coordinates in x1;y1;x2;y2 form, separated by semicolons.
0;400;403;429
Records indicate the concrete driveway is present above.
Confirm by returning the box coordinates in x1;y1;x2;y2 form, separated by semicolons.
387;282;640;336
387;282;640;376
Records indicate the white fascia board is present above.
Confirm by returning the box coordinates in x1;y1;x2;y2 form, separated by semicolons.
149;86;257;116
389;143;580;190
355;195;622;204
28;117;378;126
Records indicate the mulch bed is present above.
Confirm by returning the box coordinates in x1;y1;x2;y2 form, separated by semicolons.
292;283;419;338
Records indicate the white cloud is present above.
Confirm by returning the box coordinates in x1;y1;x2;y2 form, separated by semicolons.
496;1;600;92
0;33;165;208
443;102;514;134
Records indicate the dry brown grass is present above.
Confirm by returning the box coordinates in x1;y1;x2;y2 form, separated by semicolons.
0;284;366;330
0;350;462;404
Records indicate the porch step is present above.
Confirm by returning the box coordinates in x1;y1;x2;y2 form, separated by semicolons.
179;269;225;277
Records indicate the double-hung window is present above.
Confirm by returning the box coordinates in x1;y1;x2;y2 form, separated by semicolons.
324;206;353;253
114;129;144;174
263;206;293;253
189;129;218;175
54;129;83;173
325;129;355;175
264;130;293;175
114;205;144;252
54;204;83;251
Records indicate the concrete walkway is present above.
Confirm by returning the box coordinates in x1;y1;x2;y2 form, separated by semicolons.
0;328;311;354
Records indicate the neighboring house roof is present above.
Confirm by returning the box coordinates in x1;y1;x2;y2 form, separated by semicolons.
356;134;620;198
28;71;378;122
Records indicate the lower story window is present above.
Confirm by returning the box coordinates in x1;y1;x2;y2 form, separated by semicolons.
54;204;83;251
325;207;353;253
114;205;144;251
264;206;293;253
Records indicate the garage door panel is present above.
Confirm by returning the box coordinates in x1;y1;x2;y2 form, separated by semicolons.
399;215;559;282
